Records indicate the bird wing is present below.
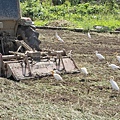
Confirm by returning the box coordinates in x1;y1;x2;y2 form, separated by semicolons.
109;64;119;69
113;64;120;69
54;74;63;80
81;67;88;75
97;54;105;59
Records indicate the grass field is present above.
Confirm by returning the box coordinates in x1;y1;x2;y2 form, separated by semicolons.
0;29;120;120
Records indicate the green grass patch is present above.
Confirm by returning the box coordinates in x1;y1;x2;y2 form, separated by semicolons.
20;1;120;31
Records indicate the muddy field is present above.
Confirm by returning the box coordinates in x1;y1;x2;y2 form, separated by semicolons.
0;29;120;120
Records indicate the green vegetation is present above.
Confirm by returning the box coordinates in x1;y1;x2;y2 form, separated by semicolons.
20;0;120;31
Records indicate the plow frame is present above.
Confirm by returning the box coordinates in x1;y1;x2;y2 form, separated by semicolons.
0;41;79;81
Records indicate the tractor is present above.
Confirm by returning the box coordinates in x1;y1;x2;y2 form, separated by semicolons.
0;0;79;81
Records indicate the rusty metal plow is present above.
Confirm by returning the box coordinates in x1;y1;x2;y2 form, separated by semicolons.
0;41;79;81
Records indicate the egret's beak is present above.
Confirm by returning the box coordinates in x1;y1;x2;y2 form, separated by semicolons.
51;71;54;75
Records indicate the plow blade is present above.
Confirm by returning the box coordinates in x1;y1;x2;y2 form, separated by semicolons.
2;57;79;81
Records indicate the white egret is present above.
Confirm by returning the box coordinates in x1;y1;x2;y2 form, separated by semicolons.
81;67;89;94
21;62;26;76
55;32;64;43
95;51;105;60
51;70;63;81
87;32;91;38
114;52;120;63
81;67;88;76
116;55;120;63
68;50;72;57
109;76;119;91
107;62;120;70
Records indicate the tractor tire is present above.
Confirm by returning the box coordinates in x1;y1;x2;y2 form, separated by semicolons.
17;26;41;51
